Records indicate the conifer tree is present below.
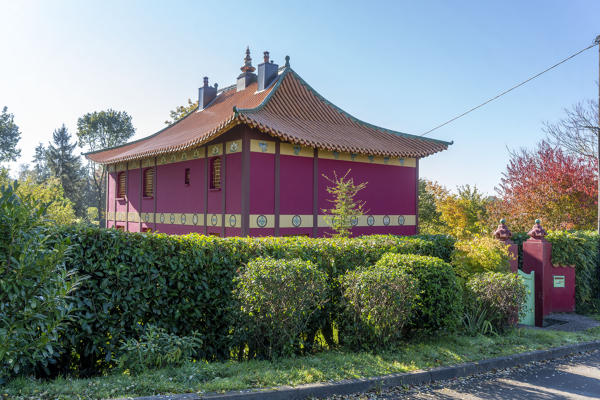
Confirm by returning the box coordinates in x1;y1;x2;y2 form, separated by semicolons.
0;106;21;163
322;169;368;237
46;125;86;217
31;142;50;183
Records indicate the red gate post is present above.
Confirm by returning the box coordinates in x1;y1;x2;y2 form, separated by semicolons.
522;219;576;327
522;220;550;327
493;219;518;273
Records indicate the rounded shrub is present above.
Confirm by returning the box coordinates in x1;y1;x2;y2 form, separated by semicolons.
465;272;527;333
374;253;463;334
233;257;328;359
340;264;418;348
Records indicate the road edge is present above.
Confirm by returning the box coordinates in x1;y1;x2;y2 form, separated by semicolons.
121;340;600;400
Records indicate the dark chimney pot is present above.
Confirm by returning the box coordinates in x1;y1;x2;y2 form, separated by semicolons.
258;50;279;91
198;76;217;110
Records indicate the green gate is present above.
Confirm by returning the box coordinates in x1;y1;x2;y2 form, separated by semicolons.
518;269;535;326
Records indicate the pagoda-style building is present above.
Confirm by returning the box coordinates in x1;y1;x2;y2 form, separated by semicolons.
86;48;451;237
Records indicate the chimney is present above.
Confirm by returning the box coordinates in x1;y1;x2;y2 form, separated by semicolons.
257;51;279;91
198;76;217;110
237;46;257;91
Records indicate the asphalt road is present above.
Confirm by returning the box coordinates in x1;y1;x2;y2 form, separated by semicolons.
324;350;600;399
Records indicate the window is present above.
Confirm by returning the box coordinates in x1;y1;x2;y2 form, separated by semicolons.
184;168;190;185
117;172;126;198
143;168;154;197
209;157;221;190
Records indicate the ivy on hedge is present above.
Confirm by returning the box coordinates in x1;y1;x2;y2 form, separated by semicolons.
546;230;599;313
47;226;455;376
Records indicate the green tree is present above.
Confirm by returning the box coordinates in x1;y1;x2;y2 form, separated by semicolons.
437;185;491;239
418;179;447;234
0;172;76;225
321;169;368;237
31;143;50;183
46;125;86;216
0;181;81;378
76;109;135;226
0;106;21;163
164;98;198;125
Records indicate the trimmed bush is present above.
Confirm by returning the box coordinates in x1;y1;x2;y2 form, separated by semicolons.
340;264;418;348
465;272;527;333
451;236;512;278
373;253;463;334
117;325;203;373
234;257;328;359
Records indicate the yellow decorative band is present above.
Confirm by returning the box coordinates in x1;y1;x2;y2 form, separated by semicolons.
107;212;242;228
250;139;276;154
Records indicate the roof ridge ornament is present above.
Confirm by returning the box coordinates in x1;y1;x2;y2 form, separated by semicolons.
285;55;290;68
240;46;255;73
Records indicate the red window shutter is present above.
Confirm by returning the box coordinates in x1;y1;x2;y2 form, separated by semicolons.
143;168;154;197
210;158;221;189
117;172;126;198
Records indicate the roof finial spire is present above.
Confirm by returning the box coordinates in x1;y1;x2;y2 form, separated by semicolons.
285;55;290;67
240;46;255;73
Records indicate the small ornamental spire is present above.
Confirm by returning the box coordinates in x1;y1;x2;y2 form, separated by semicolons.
263;51;270;63
240;46;255;73
528;219;547;240
285;55;290;67
493;218;512;241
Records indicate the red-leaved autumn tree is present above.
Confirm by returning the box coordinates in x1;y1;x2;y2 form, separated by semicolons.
491;141;597;231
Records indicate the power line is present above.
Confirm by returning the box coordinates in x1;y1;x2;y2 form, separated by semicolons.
421;41;599;137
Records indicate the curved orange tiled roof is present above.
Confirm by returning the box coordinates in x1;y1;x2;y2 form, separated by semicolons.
86;67;451;164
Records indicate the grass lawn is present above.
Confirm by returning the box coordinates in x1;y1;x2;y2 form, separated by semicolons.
4;326;600;400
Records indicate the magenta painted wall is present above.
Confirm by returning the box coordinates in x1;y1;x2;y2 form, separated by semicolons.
156;159;204;214
317;159;415;215
226;153;242;214
249;152;275;215
316;158;417;237
280;155;313;215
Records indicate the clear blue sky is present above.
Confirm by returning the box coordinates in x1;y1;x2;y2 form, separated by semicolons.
1;0;598;194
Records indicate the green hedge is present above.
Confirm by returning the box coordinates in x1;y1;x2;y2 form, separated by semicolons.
546;230;599;313
47;226;455;376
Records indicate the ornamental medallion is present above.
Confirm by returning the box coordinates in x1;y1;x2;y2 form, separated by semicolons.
256;215;267;227
292;215;302;227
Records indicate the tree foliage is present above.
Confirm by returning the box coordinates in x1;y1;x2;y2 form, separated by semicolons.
76;109;135;226
419;181;491;238
491;141;597;231
322;169;368;237
0;171;76;225
418;179;448;234
544;98;599;164
47;125;86;216
0;106;21;163
164;98;198;125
